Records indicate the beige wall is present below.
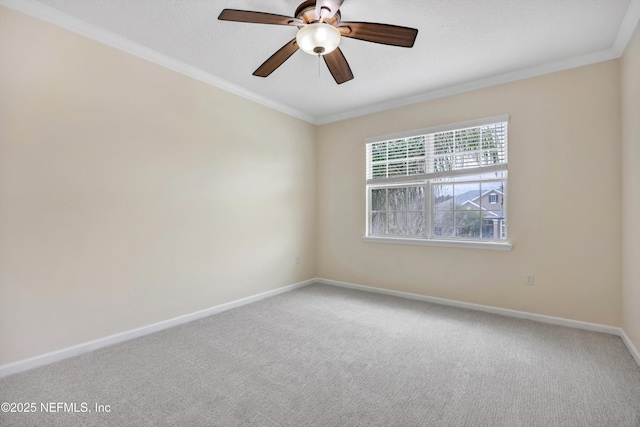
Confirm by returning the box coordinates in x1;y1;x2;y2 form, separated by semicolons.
0;5;634;367
621;22;640;352
0;7;316;365
317;61;622;326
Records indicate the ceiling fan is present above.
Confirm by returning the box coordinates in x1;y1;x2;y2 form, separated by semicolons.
218;0;418;84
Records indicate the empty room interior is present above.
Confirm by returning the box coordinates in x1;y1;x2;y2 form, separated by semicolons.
1;0;640;425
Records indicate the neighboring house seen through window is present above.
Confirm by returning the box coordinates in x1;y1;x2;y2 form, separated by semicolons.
365;116;508;244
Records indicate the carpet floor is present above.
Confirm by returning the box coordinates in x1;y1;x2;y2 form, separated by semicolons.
1;283;639;426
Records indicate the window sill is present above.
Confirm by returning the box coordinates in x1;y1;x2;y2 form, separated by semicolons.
362;236;513;251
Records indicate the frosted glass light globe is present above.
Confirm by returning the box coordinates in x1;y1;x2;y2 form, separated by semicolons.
296;23;341;56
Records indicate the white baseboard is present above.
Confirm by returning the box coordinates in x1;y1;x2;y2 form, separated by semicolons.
315;278;640;368
3;277;638;378
329;277;640;368
316;278;622;335
0;279;315;379
619;328;640;367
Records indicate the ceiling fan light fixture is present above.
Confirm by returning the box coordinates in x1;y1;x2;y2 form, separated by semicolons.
296;23;341;55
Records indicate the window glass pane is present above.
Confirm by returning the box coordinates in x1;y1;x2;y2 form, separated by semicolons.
433;184;453;211
388;188;407;211
407;212;425;236
482;211;505;239
407;186;425;210
433;212;454;237
454;183;480;210
371;189;387;211
455;211;481;238
481;182;504;209
371;212;387;235
388;212;407;235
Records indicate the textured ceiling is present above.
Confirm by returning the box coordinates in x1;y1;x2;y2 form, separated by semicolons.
7;0;640;123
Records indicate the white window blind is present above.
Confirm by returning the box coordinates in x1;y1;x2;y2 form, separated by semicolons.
366;117;508;185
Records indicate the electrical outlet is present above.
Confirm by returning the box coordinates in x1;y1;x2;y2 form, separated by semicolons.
525;274;534;286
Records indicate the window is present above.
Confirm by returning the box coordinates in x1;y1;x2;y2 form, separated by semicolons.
365;116;508;246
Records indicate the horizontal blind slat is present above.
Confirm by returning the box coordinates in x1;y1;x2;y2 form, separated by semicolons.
366;121;507;181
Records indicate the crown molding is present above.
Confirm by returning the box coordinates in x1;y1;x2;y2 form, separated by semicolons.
316;0;640;124
0;0;319;125
612;0;640;56
2;0;638;126
316;47;620;124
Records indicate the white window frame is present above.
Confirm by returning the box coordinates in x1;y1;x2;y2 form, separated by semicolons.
364;115;512;251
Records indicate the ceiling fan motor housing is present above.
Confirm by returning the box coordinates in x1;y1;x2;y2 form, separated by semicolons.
295;0;341;25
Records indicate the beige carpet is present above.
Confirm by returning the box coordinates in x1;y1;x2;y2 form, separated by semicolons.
1;283;639;426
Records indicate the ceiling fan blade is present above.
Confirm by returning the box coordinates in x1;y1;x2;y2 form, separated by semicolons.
253;39;299;77
323;48;354;84
339;22;418;47
218;9;303;26
316;0;344;19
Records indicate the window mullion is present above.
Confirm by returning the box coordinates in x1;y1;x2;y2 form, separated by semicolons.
425;181;432;239
366;186;371;236
385;188;389;235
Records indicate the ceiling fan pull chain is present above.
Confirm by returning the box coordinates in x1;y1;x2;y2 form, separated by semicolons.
318;54;321;78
